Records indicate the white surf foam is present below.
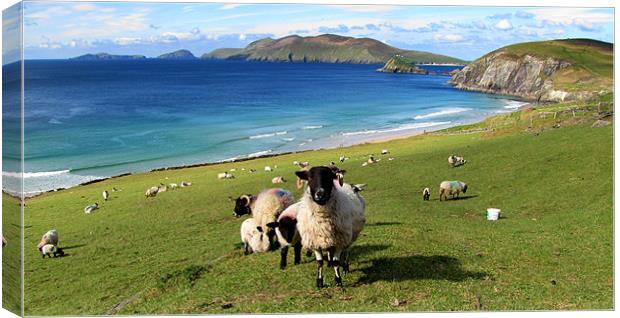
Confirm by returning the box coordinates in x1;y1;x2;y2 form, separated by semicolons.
414;108;471;120
342;121;451;136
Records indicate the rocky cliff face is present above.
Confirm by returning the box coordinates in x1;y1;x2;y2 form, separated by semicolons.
377;57;428;74
449;51;591;102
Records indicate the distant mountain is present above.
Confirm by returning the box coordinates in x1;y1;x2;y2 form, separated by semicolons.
157;49;197;60
201;34;466;65
449;39;613;102
70;53;146;60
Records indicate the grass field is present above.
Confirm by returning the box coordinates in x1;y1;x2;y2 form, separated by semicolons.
9;102;614;315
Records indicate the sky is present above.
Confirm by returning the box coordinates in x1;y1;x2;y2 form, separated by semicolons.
3;1;615;62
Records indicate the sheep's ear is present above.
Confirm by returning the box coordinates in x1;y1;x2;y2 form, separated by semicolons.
295;170;308;180
266;222;279;229
256;226;263;233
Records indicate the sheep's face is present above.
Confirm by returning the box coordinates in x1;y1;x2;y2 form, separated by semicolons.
296;166;337;205
232;195;252;217
462;184;468;193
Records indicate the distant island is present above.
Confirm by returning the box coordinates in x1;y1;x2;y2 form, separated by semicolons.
157;49;197;60
201;34;467;65
70;53;146;60
449;38;613;102
377;56;429;74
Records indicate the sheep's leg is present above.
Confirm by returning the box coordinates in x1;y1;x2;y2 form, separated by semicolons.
279;245;289;270
244;242;250;255
341;250;350;274
315;250;324;288
332;249;343;287
439;189;444;201
293;242;302;265
327;248;334;267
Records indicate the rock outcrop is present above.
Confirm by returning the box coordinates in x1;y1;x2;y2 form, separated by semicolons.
377;57;428;74
157;49;197;60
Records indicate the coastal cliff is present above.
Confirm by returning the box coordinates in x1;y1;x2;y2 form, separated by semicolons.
449;39;613;102
377;56;428;74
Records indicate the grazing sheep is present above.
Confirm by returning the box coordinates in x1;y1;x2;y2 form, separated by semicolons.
181;181;192;187
267;202;303;269
39;244;64;258
84;203;99;214
102;190;109;201
112;187;119;192
439;181;468;201
218;172;235;180
296;166;311;189
264;166;273;172
168;183;178;190
448;155;467;167
240;218;270;254
272;176;286;184
339;156;347;163
37;230;59;249
295;166;366;288
367;155;377;164
249;169;257;173
158;183;168;192
293;161;299;166
328;165;346;186
145;186;159;198
423;188;431;201
232;188;295;250
381;149;389;155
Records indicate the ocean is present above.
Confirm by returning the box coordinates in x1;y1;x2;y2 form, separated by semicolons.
2;59;526;195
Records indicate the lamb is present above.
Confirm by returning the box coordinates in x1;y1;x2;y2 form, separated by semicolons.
37;230;59;249
448;154;467;167
218;172;235;179
439;181;468;201
295;166;366;288
181;181;192;187
102;190;109;201
272;176;286;184
232;188;295;250
39;244;64;258
240;218;270;254
145;186;159;198
84;203;99;214
423;188;431;201
266;202;303;269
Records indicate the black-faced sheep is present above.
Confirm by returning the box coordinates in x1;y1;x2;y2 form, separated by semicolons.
102;190;109;201
272;176;285;184
232;188;295;250
145;186;159;198
240;218;270;254
439;181;468;201
423;188;431;201
218;172;234;180
39;244;65;258
448;155;467;167
267;202;303;270
84;203;99;214
295;166;366;288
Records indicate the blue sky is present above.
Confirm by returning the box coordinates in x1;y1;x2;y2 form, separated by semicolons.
7;1;615;61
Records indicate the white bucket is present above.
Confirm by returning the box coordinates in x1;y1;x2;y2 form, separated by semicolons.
487;208;501;221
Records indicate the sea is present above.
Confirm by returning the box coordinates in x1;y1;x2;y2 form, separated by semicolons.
2;59;527;196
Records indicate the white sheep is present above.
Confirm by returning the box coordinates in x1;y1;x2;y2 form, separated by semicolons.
168;183;178;190
272;176;285;184
39;244;64;258
84;203;99;214
218;172;235;180
158;183;168;192
264;166;273;172
240;218;270;254
439;181;468;201
37;230;59;249
145;186;159;198
102;190;109;201
295;166;366;288
232;188;295;250
181;181;192;187
448;155;467;167
423;188;431;201
381;149;389;155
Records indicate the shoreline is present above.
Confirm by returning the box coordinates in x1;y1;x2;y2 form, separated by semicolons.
4;102;530;200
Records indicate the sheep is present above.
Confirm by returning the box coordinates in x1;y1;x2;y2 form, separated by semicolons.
112;187;119;192
2;235;6;248
102;190;109;201
423;188;431;201
448;155;467;167
367;155;377;164
266;202;303;269
272;176;286;184
39;244;64;258
295;166;366;288
181;181;192;187
37;230;59;249
218;172;235;179
84;203;99;214
249;169;257;173
439;181;468;201
145;186;159;198
168;183;178;190
328;165;346;186
296;165;312;190
158;183;168;192
240;218;270;254
264;166;273;172
339;156;347;163
232;188;295;250
381;149;389;155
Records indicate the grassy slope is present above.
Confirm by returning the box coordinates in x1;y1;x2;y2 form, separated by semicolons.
2;194;22;314
492;39;613;92
20;104;612;314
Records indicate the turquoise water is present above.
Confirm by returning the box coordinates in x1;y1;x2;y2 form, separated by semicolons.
3;60;524;195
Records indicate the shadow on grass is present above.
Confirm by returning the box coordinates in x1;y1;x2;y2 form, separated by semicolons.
438;195;479;201
349;244;390;257
355;255;487;285
366;222;403;227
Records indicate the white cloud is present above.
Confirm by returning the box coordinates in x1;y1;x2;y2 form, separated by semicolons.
219;4;248;10
114;37;144;45
434;34;464;42
494;19;513;30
